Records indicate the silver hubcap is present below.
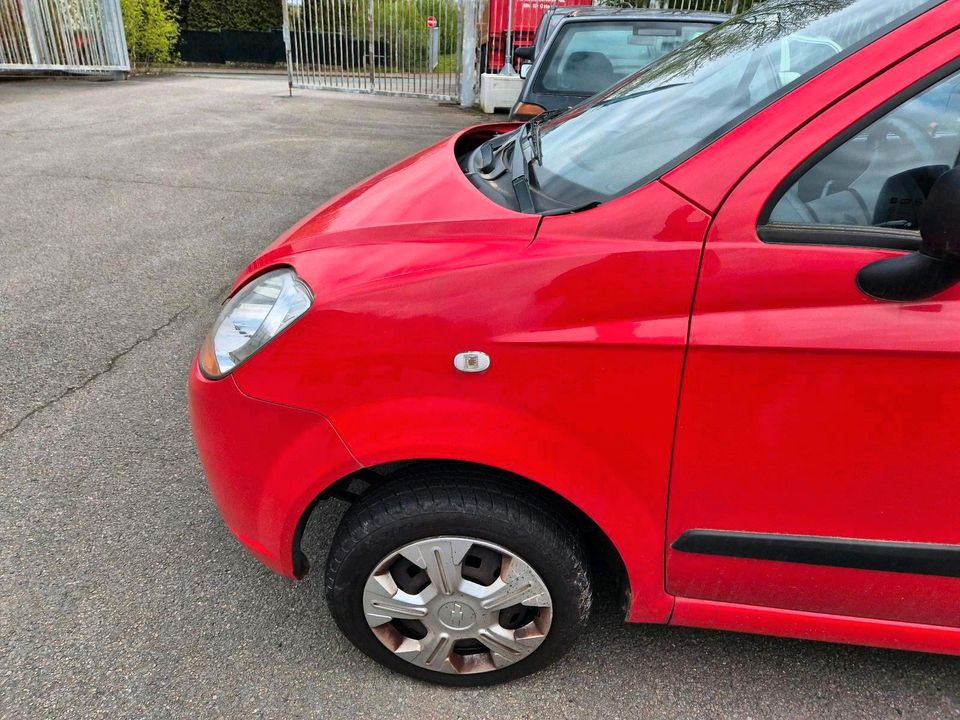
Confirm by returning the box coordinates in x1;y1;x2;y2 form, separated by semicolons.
362;536;553;674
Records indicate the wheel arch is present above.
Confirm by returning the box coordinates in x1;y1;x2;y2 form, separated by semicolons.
295;458;633;619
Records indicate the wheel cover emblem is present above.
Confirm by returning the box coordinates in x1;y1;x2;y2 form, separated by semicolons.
438;601;476;630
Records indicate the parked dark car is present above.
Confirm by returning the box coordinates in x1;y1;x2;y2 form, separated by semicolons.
511;8;726;120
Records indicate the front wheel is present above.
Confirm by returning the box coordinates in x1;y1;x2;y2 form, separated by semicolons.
324;469;592;685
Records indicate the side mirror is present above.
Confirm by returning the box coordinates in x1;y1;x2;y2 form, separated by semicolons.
515;45;534;61
857;166;960;301
519;62;532;80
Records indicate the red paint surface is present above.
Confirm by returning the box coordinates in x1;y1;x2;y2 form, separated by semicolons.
189;369;361;577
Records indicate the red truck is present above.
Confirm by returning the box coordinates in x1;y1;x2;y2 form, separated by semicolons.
481;0;593;72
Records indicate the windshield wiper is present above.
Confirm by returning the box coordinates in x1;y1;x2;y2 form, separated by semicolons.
528;107;567;165
509;108;572;214
509;108;568;213
510;125;536;214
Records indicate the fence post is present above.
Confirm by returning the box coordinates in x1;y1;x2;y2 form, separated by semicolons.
281;0;293;96
428;27;440;71
367;0;376;91
20;0;44;66
101;0;131;71
459;0;478;107
500;0;515;75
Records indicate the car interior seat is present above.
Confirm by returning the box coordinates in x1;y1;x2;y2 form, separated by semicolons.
561;51;615;94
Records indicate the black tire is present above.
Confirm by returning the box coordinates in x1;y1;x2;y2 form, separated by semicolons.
324;466;592;686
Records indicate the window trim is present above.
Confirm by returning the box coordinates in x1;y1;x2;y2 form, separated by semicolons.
758;56;960;249
757;224;921;251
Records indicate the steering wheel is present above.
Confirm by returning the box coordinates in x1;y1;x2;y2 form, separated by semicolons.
865;117;937;161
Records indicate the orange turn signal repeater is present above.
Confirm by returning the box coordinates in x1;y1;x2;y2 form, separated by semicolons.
511;102;546;120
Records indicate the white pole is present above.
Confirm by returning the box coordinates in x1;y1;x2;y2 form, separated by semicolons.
500;0;514;75
460;0;478;107
281;0;294;96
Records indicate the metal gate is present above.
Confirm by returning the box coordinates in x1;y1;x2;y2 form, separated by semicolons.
282;0;469;103
0;0;129;74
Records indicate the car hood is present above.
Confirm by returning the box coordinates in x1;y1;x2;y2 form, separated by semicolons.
234;123;538;295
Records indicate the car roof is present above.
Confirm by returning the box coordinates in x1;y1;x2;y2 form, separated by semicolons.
555;7;728;23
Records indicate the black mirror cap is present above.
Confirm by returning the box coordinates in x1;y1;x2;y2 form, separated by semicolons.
857;166;960;302
920;165;960;261
857;251;960;302
514;45;534;61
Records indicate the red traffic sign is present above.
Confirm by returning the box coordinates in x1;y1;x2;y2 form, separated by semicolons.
426;16;437;28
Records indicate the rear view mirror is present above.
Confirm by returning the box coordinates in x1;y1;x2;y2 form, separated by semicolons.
633;25;680;36
519;63;532;80
857;166;960;301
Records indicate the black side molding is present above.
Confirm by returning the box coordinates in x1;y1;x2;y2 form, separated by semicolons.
672;530;960;579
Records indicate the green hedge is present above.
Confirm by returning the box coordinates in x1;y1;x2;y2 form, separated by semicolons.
120;0;180;63
180;0;283;31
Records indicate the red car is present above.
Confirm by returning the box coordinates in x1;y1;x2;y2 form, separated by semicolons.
190;0;960;685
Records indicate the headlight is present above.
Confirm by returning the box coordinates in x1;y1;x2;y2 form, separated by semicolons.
199;268;312;379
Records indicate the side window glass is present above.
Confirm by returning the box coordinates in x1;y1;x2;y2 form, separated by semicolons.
779;36;842;85
768;69;960;231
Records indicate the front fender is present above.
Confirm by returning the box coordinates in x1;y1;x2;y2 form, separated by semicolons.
319;396;675;623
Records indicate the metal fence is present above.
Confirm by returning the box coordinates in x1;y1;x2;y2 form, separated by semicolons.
282;0;464;101
0;0;129;74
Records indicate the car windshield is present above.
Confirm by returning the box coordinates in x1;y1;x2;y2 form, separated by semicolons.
531;0;940;208
533;20;716;97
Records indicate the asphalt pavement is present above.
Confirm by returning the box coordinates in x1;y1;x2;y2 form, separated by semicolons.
1;75;957;719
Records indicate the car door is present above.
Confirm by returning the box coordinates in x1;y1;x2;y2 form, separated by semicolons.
666;36;960;628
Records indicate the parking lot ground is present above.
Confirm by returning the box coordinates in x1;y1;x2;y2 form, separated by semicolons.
1;75;958;720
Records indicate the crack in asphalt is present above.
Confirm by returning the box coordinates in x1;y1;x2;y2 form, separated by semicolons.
0;301;203;444
0;118;120;136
